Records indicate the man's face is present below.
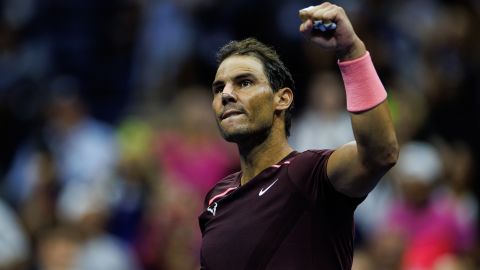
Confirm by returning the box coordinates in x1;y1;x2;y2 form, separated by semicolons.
212;55;275;143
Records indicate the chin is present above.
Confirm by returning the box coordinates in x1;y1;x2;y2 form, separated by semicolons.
219;126;270;144
220;129;250;143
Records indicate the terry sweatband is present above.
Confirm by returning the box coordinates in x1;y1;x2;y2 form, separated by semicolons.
338;51;387;112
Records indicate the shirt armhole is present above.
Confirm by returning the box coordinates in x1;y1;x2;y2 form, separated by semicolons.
287;150;366;211
323;151;367;210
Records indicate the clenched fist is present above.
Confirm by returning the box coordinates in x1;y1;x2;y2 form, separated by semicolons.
299;2;366;61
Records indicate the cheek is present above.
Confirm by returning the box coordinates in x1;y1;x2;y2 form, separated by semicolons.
247;92;274;121
212;97;221;114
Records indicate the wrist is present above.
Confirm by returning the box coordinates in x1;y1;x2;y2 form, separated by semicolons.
337;37;366;61
338;51;387;112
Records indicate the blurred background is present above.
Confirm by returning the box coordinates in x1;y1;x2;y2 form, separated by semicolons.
0;0;479;269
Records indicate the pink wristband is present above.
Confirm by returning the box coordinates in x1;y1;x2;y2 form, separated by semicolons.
338;51;387;112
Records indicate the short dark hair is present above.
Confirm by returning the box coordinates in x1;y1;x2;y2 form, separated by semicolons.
216;38;295;137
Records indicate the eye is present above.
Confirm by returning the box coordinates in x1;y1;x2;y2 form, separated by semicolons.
240;80;252;88
212;85;224;94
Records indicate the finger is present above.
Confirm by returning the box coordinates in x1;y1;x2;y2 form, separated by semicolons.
312;4;339;24
298;6;315;22
299;19;313;34
298;2;331;21
299;22;306;32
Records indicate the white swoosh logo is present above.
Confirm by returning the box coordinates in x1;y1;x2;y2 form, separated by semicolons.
258;178;279;196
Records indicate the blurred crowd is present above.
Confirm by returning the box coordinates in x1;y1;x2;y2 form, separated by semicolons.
0;0;479;269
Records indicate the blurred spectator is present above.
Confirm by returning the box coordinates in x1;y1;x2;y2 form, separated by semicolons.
0;199;29;270
351;249;375;270
0;9;51;92
379;141;473;269
153;86;238;197
107;117;156;245
134;176;202;270
368;228;405;270
2;75;124;269
16;141;58;242
289;71;354;150
354;171;397;246
354;89;430;242
432;254;475;270
56;180;139;270
4;75;118;206
131;0;196;100
36;225;83;270
130;86;238;269
435;140;478;255
388;85;430;144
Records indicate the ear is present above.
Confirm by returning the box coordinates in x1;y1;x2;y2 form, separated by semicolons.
274;87;294;111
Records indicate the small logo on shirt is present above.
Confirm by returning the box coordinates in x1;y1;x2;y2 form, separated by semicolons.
207;202;218;216
258;178;279;196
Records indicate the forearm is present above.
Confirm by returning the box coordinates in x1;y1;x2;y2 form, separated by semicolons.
339;42;398;170
351;102;398;170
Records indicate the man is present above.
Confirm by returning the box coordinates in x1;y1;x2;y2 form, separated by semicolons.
199;2;399;270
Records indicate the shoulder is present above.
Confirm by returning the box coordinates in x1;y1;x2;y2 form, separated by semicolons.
287;149;334;174
289;149;366;210
203;171;241;207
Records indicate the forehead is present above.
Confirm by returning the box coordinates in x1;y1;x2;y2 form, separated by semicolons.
215;55;267;81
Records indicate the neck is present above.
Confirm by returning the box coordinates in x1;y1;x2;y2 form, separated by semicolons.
237;129;294;185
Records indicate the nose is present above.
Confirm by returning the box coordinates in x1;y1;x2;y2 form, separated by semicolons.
221;85;237;105
221;92;237;105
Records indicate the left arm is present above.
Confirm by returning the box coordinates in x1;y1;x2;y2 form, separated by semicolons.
299;3;399;197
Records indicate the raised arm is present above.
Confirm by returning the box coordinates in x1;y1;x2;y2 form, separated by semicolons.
299;3;399;198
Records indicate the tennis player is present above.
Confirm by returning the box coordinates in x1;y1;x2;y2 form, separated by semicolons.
199;2;399;269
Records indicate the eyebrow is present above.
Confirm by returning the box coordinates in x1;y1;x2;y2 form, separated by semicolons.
212;73;257;89
212;80;224;90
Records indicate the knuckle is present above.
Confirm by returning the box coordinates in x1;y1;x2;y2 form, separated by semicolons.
336;6;345;13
